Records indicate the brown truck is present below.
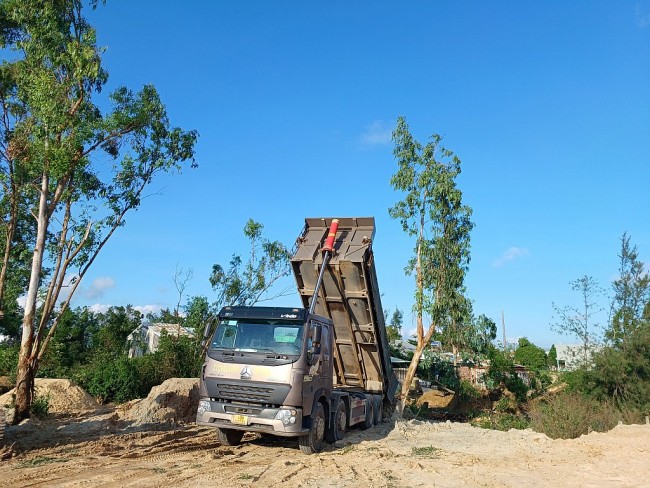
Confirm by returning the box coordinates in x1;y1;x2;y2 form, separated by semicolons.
196;217;398;453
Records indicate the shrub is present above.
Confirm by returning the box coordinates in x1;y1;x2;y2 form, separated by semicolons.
472;413;529;431
31;395;50;418
528;391;623;439
80;356;141;404
0;344;18;379
458;379;480;402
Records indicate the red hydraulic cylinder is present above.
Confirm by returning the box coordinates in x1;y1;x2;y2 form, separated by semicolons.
322;219;339;253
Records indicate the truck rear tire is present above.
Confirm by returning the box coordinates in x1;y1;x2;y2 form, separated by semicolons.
325;400;347;443
361;400;374;430
299;403;325;454
373;396;383;425
216;428;244;446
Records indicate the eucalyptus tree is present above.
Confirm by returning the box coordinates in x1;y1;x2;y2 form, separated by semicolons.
389;116;474;410
607;233;650;349
2;0;197;422
209;218;292;309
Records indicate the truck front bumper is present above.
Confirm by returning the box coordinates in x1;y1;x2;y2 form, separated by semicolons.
195;399;306;437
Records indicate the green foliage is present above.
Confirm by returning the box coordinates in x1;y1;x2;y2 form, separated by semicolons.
513;337;548;371
386;307;403;343
0;342;18;378
92;306;142;354
486;347;529;403
79;356;141;404
469;314;497;355
458;379;480;402
30;394;50;418
183;295;216;353
528;392;625;439
421;355;459;390
547;344;557;368
570;321;650;412
473;413;530;432
209;219;291;309
388;116;473;331
156;332;202;379
607;233;650;348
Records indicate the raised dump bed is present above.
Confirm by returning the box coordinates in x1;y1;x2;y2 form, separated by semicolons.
291;217;398;400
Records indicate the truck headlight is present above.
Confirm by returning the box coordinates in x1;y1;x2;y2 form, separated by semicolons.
197;400;211;416
274;408;298;426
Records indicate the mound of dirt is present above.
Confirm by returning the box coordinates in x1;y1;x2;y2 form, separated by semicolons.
416;389;456;409
121;378;199;426
0;378;99;415
0;376;12;395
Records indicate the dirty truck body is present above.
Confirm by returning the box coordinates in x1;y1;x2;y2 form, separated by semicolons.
196;217;398;453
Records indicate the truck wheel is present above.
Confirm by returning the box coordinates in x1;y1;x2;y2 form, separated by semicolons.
373;396;383;425
299;403;325;454
361;400;374;430
0;408;5;444
325;400;347;443
216;428;244;446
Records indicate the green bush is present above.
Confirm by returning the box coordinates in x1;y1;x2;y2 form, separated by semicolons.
528;392;624;439
473;413;530;431
80;356;141;404
31;394;50;418
0;344;18;379
458;379;480;402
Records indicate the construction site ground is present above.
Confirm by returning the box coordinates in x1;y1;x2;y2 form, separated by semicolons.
1;379;648;487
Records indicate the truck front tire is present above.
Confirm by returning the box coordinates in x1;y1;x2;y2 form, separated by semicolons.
299;403;325;454
216;428;245;446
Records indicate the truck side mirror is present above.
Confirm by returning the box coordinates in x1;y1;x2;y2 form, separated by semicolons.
311;323;322;344
308;323;322;362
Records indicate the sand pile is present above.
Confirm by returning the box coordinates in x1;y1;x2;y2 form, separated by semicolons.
0;378;99;415
122;378;199;426
416;389;456;409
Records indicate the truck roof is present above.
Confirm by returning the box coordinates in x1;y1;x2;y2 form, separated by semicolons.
291;217;398;399
218;306;308;322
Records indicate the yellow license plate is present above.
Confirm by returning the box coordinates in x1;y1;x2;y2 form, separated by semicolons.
232;414;249;426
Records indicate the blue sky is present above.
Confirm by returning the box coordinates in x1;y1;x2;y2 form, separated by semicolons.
66;1;650;349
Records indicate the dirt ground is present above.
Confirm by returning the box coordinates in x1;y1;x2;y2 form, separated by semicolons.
1;379;649;488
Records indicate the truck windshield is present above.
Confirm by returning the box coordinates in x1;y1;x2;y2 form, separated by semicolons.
210;319;303;355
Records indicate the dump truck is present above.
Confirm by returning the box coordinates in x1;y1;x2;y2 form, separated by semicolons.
196;217;398;453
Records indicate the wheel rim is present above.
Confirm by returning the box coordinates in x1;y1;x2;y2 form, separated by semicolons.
314;413;325;442
336;407;346;433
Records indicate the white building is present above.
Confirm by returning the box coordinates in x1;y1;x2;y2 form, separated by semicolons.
127;323;195;358
554;343;601;371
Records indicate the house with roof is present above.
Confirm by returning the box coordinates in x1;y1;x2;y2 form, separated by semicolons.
127;322;195;358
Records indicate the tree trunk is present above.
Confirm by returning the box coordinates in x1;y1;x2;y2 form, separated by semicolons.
398;326;436;415
13;173;49;424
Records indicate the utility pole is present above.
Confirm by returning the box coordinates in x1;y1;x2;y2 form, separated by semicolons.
501;310;506;352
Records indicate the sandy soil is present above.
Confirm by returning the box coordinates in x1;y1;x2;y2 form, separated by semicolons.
1;380;648;488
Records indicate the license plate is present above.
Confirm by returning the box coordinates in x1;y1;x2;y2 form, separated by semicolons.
232;414;249;426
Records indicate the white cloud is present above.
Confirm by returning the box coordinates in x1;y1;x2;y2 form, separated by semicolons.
89;303;111;314
84;277;115;299
88;303;166;317
636;4;650;27
359;120;393;146
133;304;165;316
493;247;530;267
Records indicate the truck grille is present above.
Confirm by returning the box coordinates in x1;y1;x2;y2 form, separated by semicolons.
204;378;292;406
216;384;274;403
